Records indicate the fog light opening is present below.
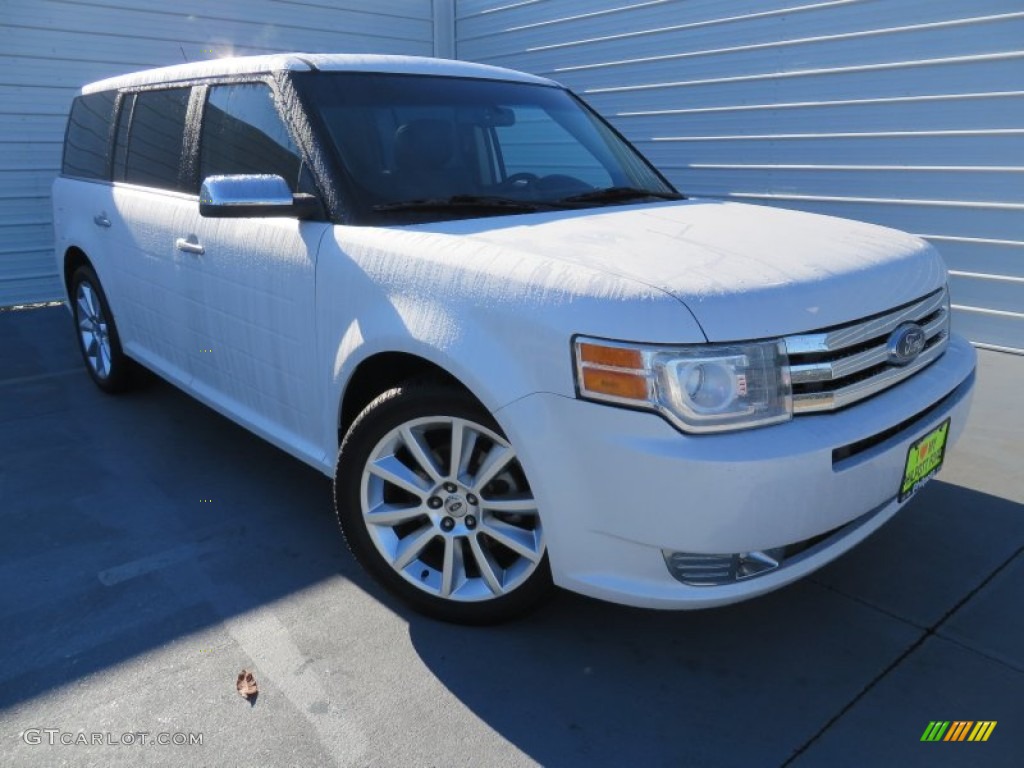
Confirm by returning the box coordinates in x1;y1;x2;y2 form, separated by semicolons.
663;547;786;586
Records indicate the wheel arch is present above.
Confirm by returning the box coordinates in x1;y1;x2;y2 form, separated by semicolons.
338;350;487;447
63;246;94;300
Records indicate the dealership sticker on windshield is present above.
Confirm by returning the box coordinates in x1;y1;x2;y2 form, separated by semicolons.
899;418;951;502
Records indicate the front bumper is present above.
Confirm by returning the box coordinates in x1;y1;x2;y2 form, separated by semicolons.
496;333;977;609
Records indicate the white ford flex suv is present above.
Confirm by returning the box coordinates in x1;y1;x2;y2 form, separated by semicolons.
53;54;976;623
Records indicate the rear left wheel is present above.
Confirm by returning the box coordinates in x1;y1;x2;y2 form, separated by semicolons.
334;383;552;624
70;265;134;393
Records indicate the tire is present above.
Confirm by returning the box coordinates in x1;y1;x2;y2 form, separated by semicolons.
70;265;135;393
334;383;552;624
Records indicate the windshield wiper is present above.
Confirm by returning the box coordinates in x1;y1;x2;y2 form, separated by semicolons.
557;186;684;205
373;195;549;213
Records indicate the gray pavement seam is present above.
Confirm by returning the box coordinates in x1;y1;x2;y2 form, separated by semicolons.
0;369;83;387
781;542;1024;767
813;574;1024;674
808;577;930;630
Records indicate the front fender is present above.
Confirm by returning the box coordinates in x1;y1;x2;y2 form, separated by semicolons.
315;224;706;467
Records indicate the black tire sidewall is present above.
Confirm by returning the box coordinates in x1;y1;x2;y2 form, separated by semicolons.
334;384;552;624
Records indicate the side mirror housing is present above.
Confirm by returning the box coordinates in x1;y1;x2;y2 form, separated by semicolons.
199;174;321;219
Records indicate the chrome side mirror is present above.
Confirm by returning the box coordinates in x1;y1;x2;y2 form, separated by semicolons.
199;174;320;219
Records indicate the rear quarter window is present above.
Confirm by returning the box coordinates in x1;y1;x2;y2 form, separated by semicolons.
62;90;117;180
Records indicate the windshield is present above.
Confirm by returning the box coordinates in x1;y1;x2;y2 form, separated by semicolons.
291;72;679;223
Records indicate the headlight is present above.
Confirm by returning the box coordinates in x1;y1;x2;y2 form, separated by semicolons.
574;337;792;433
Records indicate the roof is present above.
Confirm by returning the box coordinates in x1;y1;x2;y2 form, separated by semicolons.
81;53;558;94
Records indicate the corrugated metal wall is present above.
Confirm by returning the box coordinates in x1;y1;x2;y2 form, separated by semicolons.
0;0;435;307
5;0;1021;352
456;0;1024;353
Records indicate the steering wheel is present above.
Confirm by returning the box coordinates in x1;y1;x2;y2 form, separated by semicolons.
501;172;539;187
535;174;591;194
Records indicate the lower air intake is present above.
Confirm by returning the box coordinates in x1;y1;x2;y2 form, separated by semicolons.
663;548;785;586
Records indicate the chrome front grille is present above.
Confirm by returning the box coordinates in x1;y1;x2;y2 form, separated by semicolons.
785;286;950;414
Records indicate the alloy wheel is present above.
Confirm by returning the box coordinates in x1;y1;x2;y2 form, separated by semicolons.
359;415;544;601
76;281;112;380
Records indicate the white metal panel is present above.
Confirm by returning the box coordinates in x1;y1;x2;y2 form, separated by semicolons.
456;0;1024;352
0;0;434;307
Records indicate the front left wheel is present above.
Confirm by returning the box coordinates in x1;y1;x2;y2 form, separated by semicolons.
334;383;552;624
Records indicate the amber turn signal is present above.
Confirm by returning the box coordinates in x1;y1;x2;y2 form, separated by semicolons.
578;342;644;369
581;368;649;400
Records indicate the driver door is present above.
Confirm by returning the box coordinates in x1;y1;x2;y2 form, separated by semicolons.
179;81;330;464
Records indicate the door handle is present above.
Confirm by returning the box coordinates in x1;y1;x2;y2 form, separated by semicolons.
93;214;111;228
175;236;205;256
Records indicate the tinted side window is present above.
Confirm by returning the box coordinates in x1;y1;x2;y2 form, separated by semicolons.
62;91;117;180
125;88;191;191
200;84;302;191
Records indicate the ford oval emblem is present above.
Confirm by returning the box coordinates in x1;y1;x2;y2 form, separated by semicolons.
887;323;927;365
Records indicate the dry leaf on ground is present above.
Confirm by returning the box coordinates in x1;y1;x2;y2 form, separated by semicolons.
236;669;258;699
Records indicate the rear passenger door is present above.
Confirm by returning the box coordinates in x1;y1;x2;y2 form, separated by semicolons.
54;89;119;301
184;82;330;464
108;86;197;387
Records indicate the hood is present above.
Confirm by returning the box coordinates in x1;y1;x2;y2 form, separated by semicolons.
420;200;947;341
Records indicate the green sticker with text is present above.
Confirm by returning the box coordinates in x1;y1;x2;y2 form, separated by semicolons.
900;419;950;501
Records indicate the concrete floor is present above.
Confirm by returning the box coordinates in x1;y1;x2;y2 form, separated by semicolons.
1;304;1021;767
